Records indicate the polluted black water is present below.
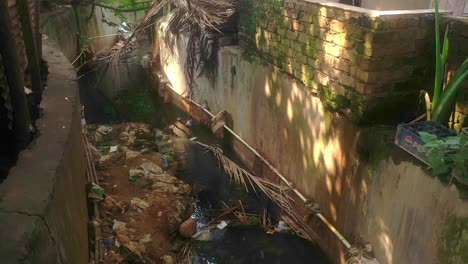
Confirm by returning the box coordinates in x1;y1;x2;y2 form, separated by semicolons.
79;60;330;264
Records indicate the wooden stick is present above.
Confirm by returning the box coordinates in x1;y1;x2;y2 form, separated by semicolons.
207;206;238;225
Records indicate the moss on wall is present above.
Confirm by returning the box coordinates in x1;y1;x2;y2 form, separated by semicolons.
357;126;396;171
440;216;468;264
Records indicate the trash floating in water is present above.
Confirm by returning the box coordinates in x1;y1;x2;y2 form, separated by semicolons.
24;87;33;94
217;221;228;230
179;218;197;237
274;221;290;233
192;227;227;241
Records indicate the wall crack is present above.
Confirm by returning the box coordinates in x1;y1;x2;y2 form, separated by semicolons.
0;209;64;263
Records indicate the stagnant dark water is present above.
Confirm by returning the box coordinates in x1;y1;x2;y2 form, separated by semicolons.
78;62;330;264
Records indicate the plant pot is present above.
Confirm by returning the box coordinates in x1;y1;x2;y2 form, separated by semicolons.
395;121;456;164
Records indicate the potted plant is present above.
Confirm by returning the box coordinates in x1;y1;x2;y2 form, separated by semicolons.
424;0;468;124
395;0;468;168
419;131;467;185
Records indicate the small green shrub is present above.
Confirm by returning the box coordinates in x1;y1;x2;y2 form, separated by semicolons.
419;131;468;182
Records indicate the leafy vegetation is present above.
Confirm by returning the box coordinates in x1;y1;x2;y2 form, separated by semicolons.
419;131;468;183
425;0;468;125
45;0;151;13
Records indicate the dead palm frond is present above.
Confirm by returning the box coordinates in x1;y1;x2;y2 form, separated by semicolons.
179;240;193;264
194;141;317;240
105;0;238;95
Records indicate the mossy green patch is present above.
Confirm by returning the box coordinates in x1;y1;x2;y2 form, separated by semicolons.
318;84;351;111
440;216;468;264
357;126;396;171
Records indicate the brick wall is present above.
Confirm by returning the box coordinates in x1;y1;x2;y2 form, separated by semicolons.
238;0;434;120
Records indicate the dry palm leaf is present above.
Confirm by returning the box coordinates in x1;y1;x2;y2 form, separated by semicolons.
107;0;238;95
194;140;317;241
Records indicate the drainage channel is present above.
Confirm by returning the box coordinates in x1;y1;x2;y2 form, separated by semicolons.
79;61;330;263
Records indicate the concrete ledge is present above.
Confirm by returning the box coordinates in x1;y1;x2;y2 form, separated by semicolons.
303;0;451;16
0;41;88;263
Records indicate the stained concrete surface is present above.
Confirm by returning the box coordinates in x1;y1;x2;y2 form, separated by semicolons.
0;41;88;263
157;30;468;264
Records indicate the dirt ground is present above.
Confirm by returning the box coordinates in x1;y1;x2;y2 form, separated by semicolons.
86;123;194;263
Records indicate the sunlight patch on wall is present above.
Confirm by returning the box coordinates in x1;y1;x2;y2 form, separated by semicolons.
287;99;294;121
264;81;271;97
326;174;333;194
330;202;338;222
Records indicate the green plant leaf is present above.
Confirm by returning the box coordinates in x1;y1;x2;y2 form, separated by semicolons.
432;58;468;123
451;153;465;171
444;136;461;149
432;0;443;110
428;151;450;175
419;131;438;143
424;140;446;149
441;25;450;67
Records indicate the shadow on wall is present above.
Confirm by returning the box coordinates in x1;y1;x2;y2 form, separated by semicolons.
157;6;468;263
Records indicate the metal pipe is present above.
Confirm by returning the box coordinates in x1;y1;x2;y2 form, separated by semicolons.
185;97;352;249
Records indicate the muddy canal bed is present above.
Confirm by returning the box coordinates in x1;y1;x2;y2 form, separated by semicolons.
86;122;329;263
80;64;329;263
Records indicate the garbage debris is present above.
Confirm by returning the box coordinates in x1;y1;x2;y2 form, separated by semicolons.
139;233;152;244
161;154;173;169
103;238;114;249
217;220;228;230
179;218;197;237
161;255;175;264
86;123;194;263
140;53;151;69
99;152;120;163
131;197;150;211
24;87;33;94
191;227;226;242
112;220;145;257
129;169;144;182
91;183;105;197
97;125;113;135
109;145;118;153
274;221;290;233
139;161;163;175
88;192;104;201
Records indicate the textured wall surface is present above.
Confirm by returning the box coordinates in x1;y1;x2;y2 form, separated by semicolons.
238;0;436;120
156;6;468;263
445;17;468;130
0;42;88;264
